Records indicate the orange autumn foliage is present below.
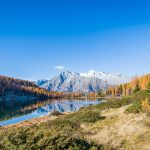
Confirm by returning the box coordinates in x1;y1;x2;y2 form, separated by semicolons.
107;74;150;97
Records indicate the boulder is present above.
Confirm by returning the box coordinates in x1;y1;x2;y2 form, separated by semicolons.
48;110;63;116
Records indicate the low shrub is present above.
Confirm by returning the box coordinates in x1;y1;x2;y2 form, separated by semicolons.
66;110;105;124
125;101;142;114
0;109;106;150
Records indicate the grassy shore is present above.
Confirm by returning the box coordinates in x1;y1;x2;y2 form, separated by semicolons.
0;90;150;150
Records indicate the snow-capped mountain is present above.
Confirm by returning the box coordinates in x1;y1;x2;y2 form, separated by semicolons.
81;70;130;85
36;71;109;93
36;70;130;93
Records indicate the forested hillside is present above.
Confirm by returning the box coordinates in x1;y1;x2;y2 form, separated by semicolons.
107;74;150;97
0;75;64;98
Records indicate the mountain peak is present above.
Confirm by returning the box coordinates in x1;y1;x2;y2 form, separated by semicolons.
88;70;97;75
86;70;107;76
60;70;80;77
36;70;131;92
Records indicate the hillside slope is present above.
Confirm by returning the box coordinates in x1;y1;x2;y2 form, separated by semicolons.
0;75;62;99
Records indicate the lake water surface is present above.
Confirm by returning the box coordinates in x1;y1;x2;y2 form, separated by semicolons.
0;98;104;126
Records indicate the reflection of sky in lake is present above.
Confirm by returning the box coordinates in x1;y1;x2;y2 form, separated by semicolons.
0;99;104;126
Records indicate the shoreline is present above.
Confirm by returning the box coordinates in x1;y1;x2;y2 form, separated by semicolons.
0;112;71;129
0;99;104;127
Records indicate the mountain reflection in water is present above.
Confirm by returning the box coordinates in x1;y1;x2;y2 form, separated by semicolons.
0;97;104;126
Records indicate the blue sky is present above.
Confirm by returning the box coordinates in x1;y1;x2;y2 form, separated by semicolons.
0;0;150;80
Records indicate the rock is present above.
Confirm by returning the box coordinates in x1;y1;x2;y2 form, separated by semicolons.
48;110;63;116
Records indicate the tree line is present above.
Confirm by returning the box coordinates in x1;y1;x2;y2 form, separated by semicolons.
0;75;64;98
107;74;150;97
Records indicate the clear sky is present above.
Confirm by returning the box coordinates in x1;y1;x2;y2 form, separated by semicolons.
0;0;150;80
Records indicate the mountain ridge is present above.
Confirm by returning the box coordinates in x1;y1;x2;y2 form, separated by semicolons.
80;70;130;85
36;70;131;92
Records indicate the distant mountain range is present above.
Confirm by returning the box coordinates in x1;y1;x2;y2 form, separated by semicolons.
36;70;131;93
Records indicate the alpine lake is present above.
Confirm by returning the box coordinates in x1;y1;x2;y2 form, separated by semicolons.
0;95;104;126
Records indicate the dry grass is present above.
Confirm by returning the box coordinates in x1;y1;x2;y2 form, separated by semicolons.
81;106;150;150
142;98;150;112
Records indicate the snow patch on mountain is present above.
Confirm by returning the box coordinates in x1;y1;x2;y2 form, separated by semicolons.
80;70;130;85
36;71;109;93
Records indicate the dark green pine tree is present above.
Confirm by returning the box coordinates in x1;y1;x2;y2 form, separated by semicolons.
147;81;150;90
133;82;141;93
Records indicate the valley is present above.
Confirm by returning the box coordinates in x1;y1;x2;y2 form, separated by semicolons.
0;70;131;126
0;72;150;149
0;0;149;149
